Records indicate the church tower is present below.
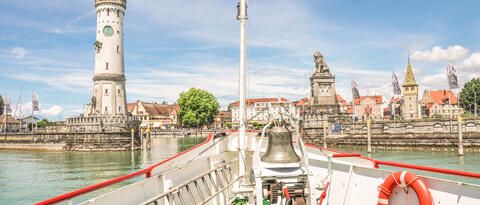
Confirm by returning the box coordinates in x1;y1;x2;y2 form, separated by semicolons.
402;58;419;120
87;0;127;116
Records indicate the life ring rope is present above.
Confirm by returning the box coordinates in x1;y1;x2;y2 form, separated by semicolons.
377;171;433;205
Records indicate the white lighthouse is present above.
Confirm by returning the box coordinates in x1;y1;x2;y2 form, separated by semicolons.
86;0;127;116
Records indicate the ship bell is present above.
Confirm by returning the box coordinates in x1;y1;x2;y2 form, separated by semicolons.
261;126;300;163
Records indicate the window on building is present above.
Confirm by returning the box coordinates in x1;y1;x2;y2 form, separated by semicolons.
105;89;109;96
106;62;109;70
117;45;119;53
117;10;120;17
107;9;110;16
117;89;121;95
118;106;121;112
105;107;108;112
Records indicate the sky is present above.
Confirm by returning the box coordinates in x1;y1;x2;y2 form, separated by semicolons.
1;0;480;120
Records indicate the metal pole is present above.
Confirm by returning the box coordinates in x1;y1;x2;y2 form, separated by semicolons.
323;117;327;149
449;90;452;134
367;118;372;153
131;128;135;151
458;116;464;156
2;96;6;140
237;0;248;185
140;128;144;151
147;127;151;150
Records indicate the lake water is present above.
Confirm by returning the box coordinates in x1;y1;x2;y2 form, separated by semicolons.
0;137;205;205
1;138;479;205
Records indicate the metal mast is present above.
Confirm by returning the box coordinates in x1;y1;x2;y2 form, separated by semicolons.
237;0;248;183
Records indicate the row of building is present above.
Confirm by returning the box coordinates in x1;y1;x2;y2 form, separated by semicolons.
0;115;39;132
228;89;461;125
229;54;463;124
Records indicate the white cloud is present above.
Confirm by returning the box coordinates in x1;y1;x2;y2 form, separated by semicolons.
7;71;91;92
40;105;64;117
10;47;29;59
14;102;65;119
411;45;469;63
462;52;480;70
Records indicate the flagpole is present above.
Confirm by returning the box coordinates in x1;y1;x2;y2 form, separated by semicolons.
475;91;478;118
19;91;22;133
3;96;6;135
32;92;34;133
237;0;248;189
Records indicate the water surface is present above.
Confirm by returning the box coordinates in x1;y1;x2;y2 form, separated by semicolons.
1;138;479;205
0;137;204;205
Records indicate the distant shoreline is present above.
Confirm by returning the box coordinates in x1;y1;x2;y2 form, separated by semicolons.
0;143;64;151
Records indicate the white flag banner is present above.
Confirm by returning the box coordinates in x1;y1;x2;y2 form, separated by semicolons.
32;92;40;112
392;72;401;95
4;96;12;114
351;80;360;99
446;64;459;89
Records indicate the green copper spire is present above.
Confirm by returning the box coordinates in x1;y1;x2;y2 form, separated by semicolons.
403;55;417;86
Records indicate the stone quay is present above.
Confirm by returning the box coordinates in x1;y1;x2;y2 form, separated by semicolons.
302;115;480;152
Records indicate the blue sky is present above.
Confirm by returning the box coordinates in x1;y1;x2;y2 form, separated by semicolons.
1;0;479;120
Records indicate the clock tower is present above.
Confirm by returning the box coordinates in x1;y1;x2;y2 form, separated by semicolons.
309;51;340;114
86;0;127;116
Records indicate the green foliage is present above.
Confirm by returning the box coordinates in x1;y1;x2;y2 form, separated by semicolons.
460;78;480;114
37;118;50;128
249;122;264;130
0;94;3;115
225;122;232;129
232;197;248;205
178;88;220;128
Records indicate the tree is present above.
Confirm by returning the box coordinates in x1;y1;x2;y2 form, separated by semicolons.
178;88;220;128
460;78;480;114
37;118;50;128
0;94;3;115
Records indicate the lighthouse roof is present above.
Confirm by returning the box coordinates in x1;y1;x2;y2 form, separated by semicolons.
95;0;126;6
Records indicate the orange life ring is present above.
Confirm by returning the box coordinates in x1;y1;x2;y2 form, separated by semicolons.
377;171;433;205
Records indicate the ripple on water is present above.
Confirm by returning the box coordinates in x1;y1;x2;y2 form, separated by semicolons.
0;137;205;205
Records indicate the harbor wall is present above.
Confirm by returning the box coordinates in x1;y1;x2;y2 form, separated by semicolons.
302;116;480;152
0;132;137;151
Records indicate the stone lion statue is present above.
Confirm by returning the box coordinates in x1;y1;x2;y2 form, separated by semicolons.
313;51;329;73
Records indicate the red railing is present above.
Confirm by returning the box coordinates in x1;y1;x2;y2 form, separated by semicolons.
36;133;216;205
38;132;480;204
305;144;480;179
332;153;362;158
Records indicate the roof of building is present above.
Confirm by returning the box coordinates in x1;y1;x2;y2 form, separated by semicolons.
143;103;179;116
127;103;136;113
390;97;402;104
0;115;20;124
129;101;179;116
230;98;289;107
21;115;39;120
346;105;353;114
336;94;347;105
403;59;418;86
425;90;458;105
218;111;232;118
294;97;309;106
353;96;383;105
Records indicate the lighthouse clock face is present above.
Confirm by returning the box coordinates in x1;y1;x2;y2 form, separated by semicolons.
103;26;114;37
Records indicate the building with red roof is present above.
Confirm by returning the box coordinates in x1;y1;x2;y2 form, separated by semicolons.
352;95;384;120
128;100;179;129
421;90;463;118
336;94;348;113
230;98;295;124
